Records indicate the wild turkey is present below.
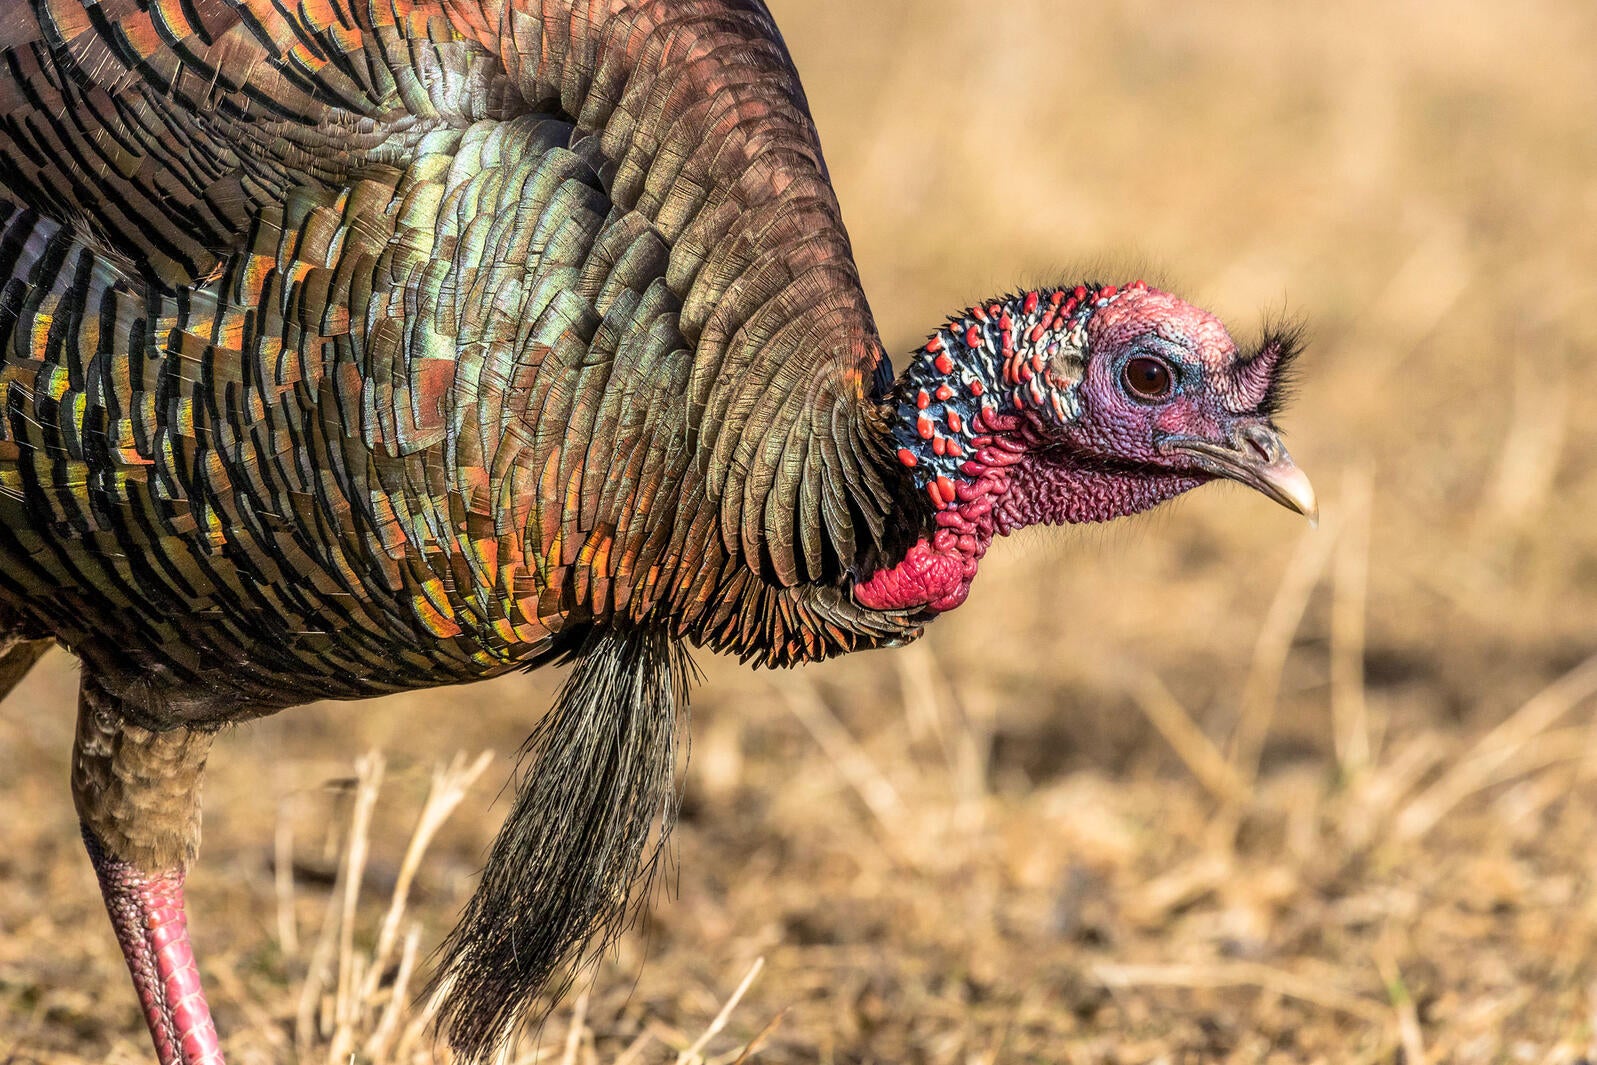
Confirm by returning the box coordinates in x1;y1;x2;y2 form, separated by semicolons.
0;1;1315;1061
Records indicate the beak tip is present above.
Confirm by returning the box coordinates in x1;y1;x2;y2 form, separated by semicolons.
1270;465;1319;526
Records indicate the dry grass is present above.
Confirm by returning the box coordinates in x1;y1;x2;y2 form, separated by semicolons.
5;0;1597;1061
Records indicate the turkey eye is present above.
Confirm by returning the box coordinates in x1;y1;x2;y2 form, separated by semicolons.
1122;356;1173;401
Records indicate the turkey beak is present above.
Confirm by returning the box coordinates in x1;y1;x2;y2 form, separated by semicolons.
1164;423;1319;525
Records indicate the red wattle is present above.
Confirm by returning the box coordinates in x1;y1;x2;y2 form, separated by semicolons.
853;537;974;613
854;435;1018;614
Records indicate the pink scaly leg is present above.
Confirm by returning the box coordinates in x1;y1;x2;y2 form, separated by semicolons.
72;681;221;1063
83;827;225;1065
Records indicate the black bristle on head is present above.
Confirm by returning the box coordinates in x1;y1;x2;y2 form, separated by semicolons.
1248;316;1307;419
429;627;694;1062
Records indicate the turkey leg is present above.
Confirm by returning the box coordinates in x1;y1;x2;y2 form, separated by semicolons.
73;681;222;1065
82;828;223;1064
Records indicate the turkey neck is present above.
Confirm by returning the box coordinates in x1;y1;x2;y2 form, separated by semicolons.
855;286;1117;615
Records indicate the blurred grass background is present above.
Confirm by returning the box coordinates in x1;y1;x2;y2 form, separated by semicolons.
5;0;1597;1061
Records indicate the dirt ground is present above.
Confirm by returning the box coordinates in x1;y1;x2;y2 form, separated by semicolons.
5;1;1597;1062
